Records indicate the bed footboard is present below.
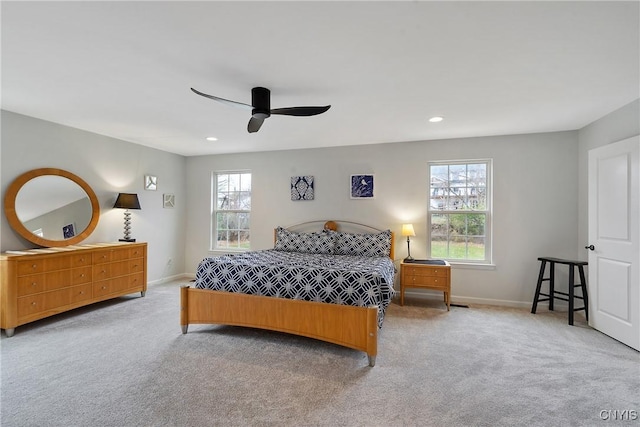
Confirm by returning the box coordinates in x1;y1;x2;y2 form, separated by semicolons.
180;286;378;366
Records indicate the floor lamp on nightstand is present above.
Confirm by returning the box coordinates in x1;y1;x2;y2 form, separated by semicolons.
402;223;415;261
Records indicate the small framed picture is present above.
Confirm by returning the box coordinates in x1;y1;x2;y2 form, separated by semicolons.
291;176;314;201
163;193;175;208
62;223;75;238
350;174;374;199
144;175;157;191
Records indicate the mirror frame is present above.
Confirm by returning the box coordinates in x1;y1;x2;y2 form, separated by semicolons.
4;168;100;247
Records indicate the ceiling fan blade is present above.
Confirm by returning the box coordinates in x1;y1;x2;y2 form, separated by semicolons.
247;117;264;133
270;105;331;117
190;88;252;110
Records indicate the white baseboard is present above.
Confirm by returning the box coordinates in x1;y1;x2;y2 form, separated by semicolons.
148;273;193;286
401;289;533;309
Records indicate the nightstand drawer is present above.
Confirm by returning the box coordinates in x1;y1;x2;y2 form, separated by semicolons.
403;266;449;277
405;275;449;288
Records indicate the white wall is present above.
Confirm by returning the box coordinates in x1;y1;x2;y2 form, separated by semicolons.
577;99;640;256
1;110;187;283
185;131;579;307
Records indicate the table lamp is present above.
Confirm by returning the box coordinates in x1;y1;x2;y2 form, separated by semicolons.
401;223;415;261
113;193;141;242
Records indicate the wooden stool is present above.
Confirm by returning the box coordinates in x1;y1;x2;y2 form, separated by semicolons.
531;257;589;325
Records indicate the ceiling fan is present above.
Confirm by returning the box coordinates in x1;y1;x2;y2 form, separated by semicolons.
191;86;331;133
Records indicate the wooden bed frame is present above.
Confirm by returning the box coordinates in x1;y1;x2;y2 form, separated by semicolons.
180;220;395;367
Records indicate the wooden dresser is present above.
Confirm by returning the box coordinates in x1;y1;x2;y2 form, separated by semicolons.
0;242;147;337
400;260;451;310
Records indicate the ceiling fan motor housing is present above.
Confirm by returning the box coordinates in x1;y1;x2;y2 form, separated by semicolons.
251;87;271;119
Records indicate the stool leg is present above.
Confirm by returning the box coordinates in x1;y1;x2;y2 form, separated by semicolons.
578;265;589;321
549;262;555;311
531;260;547;314
568;265;575;325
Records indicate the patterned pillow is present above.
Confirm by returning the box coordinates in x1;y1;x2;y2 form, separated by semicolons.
274;227;335;254
333;229;392;257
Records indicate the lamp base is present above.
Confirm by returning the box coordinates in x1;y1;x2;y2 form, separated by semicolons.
404;256;414;262
119;238;136;242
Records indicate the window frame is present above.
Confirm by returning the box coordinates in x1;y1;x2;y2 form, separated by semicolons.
427;159;493;265
211;170;251;252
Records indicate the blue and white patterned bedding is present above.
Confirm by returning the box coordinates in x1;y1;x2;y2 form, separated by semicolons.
194;250;396;327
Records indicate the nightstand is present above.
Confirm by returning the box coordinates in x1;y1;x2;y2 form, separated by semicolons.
400;261;451;310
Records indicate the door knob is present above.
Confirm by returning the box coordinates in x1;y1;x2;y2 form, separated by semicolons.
585;245;595;251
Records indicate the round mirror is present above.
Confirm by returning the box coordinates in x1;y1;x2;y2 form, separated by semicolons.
4;168;100;247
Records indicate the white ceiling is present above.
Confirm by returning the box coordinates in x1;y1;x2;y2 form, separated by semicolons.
2;1;639;157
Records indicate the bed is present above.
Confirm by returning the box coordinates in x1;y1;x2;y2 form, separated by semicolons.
180;220;396;366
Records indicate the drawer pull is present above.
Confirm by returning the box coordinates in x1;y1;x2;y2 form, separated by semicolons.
31;282;37;287
101;270;106;274
31;302;36;306
80;274;85;277
32;264;37;269
101;286;107;290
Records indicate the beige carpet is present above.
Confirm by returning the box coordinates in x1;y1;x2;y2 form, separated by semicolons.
1;280;638;426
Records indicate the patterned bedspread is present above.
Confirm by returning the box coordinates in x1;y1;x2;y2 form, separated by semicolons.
194;250;396;326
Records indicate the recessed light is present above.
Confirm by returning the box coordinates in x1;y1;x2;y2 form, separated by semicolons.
429;116;444;123
206;136;218;141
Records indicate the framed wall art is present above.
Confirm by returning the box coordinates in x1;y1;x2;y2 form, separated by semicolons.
163;193;175;208
62;223;76;238
144;175;157;191
291;176;314;201
350;174;374;199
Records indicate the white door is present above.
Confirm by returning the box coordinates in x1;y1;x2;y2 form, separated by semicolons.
587;135;639;350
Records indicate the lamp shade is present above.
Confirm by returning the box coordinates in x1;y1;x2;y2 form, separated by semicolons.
401;224;415;237
113;193;141;210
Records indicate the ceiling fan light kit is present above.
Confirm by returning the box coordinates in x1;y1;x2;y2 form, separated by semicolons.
191;86;330;133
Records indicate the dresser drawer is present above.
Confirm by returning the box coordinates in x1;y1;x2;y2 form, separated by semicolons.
70;253;91;268
69;284;92;304
93;247;133;264
17;274;46;297
125;272;145;291
16;255;79;276
17;270;72;296
129;258;144;274
17;259;45;276
18;288;71;317
93;260;132;281
93;277;131;297
129;246;144;259
71;266;92;285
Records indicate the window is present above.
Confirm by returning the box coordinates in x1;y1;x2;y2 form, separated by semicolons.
212;171;251;250
428;160;492;263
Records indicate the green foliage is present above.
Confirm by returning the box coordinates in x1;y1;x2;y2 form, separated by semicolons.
431;240;485;260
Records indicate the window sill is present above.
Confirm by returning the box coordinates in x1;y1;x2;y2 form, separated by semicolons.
448;262;496;271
